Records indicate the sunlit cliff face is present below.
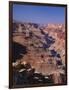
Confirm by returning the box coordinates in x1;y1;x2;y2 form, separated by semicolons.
13;22;65;75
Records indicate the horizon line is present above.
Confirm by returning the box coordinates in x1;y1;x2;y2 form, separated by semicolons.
13;19;65;25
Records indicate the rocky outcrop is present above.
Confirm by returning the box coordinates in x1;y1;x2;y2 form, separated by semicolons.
12;21;66;85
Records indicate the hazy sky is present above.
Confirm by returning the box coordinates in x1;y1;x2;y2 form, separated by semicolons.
13;4;65;24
